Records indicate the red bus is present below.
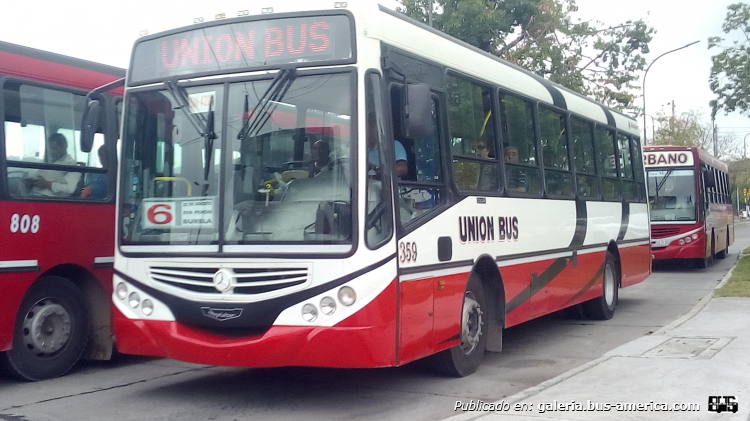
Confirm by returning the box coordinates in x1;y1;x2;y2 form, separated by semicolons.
87;1;651;377
644;146;734;268
0;41;124;380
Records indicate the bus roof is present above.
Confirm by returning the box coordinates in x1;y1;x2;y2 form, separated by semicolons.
0;40;125;91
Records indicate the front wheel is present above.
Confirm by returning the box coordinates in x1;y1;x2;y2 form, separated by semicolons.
582;252;619;320
0;277;89;381
429;276;487;377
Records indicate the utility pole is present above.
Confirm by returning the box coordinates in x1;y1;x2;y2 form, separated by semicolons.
427;0;433;27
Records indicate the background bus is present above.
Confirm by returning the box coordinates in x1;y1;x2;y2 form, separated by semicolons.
645;146;734;268
0;41;124;380
92;0;650;377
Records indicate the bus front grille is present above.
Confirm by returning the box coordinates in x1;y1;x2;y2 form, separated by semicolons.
147;264;311;296
651;226;681;238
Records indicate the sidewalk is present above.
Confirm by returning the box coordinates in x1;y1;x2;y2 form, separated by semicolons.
446;255;750;421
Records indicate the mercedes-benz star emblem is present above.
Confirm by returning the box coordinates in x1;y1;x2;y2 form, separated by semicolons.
213;268;234;293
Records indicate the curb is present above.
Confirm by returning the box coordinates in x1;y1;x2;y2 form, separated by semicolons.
652;249;741;335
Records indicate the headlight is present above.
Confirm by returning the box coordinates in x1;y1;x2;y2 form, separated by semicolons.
301;303;318;322
128;292;140;308
320;297;336;315
679;239;685;245
116;282;128;300
692;234;699;240
141;299;154;316
338;286;356;306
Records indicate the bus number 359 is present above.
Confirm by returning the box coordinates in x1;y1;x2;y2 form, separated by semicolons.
399;241;417;263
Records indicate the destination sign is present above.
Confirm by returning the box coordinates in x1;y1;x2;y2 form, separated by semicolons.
129;15;353;84
643;150;694;168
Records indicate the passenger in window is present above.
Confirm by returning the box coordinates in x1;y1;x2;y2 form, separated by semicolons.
24;133;81;196
504;145;528;192
366;112;408;178
306;140;332;177
81;145;108;198
476;140;498;191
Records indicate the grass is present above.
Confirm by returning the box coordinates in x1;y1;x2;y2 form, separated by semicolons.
715;253;750;297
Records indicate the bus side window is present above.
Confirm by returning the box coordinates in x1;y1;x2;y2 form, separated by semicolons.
539;106;572;196
571;117;599;198
3;82;104;199
629;136;646;202
446;74;499;192
597;127;620;200
617;133;636;201
499;92;540;194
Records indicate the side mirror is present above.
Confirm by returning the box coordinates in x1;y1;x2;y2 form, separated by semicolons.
80;99;101;153
703;170;716;189
401;83;431;139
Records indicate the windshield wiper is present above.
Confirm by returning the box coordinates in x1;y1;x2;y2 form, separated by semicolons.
164;79;217;195
237;67;296;141
655;168;673;194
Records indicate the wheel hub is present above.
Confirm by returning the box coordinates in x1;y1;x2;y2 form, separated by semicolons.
459;291;483;355
22;300;71;355
604;264;615;307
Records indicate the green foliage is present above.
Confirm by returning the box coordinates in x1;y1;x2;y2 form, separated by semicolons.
650;110;739;158
396;0;654;113
715;254;750;297
709;3;750;117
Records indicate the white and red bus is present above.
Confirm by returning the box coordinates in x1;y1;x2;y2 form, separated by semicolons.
0;41;124;380
89;0;651;377
644;146;734;268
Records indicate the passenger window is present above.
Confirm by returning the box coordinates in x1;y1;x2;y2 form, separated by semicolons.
3;82;106;199
629;136;646;202
447;75;498;192
538;106;572;196
618;134;636;201
596;127;619;200
571;118;598;198
499;93;539;194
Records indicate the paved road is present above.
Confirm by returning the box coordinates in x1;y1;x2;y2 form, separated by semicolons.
1;223;747;421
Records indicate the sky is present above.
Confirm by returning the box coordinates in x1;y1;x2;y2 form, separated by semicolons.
1;0;747;151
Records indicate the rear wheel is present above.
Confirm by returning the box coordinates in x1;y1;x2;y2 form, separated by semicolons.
429;276;486;377
582;252;618;320
715;231;729;260
696;237;715;268
0;277;89;381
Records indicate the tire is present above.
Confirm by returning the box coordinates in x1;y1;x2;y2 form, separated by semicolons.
715;232;729;260
429;276;487;377
0;277;89;381
582;252;618;320
696;237;715;268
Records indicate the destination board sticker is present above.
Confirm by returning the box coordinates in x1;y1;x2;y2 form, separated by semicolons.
643;150;694;167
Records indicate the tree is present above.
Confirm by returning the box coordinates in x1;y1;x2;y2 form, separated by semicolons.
397;0;654;113
650;109;740;159
709;3;750;117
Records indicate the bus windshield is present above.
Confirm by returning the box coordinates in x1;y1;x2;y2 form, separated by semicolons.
647;169;696;222
120;72;353;247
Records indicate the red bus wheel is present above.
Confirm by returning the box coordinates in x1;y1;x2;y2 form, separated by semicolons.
429;275;487;377
0;277;89;381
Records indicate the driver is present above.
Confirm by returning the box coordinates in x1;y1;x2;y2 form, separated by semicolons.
307;140;332;177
